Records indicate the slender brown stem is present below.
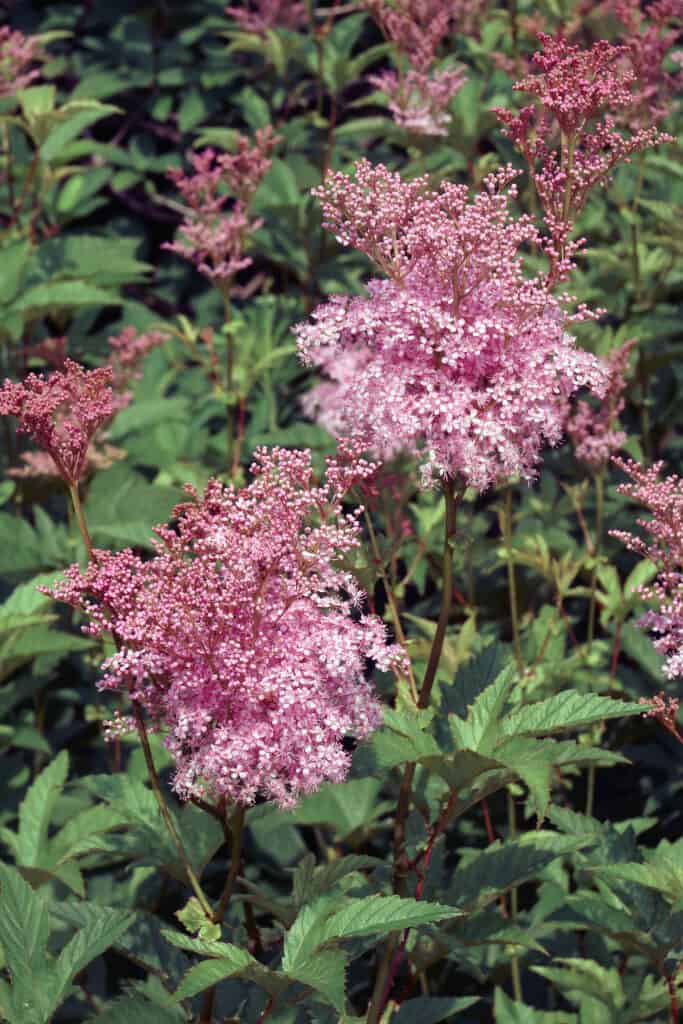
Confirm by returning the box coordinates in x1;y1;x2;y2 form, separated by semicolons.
363;508;418;703
367;481;459;1024
215;804;246;923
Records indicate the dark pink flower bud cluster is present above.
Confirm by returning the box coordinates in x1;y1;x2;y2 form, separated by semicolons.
46;447;404;807
296;160;607;490
566;337;637;471
640;692;682;741
610;0;682;127
364;0;467;136
225;0;308;33
163;128;279;285
0;26;44;97
612;458;683;680
495;34;672;283
0;360;115;486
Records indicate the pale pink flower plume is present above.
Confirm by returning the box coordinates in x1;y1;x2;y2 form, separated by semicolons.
106;326;169;413
566;337;637;471
639;692;682;742
495;33;673;283
363;0;468;135
225;0;308;32
368;67;466;136
0;360;115;487
612;458;683;680
163;128;278;285
295;160;607;490
610;0;682;127
0;26;44;97
46;447;404;808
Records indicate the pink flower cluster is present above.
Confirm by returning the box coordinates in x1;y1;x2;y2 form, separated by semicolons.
612;458;683;680
364;0;467;135
296;160;607;490
640;693;682;741
225;0;308;33
566;338;637;471
0;26;44;97
611;0;682;127
163;127;278;285
0;360;115;486
107;326;168;413
47;447;403;807
495;34;672;283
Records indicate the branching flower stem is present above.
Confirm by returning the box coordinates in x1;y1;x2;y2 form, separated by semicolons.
65;484;214;924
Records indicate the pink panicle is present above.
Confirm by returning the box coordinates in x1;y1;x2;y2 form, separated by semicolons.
495;33;673;283
612;458;683;680
106;326;168;412
0;26;44;97
610;0;682;127
0;360;115;487
295;160;607;491
225;0;308;32
566;337;637;471
364;0;469;135
45;448;404;808
7;444;125;481
163;129;278;285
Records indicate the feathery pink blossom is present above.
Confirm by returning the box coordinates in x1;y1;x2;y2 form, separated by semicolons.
7;444;125;481
225;0;308;32
566;338;637;471
0;360;115;486
296;160;607;490
46;447;403;807
612;458;683;680
610;0;682;126
163;129;278;285
0;26;44;97
495;34;673;283
364;0;467;135
106;326;168;412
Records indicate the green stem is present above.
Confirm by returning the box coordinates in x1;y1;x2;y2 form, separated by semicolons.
587;471;604;646
419;480;458;709
221;287;235;473
68;483;94;563
507;789;523;1002
502;488;523;673
65;482;213;924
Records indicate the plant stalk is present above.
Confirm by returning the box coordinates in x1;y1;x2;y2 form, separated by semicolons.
501;487;523;673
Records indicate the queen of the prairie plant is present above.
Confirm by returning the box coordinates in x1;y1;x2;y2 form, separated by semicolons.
612;458;683;681
47;447;402;808
296;160;607;490
566;337;637;471
224;0;308;32
0;25;44;97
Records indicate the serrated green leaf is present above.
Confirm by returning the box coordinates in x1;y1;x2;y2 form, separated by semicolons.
320;894;460;944
449;666;516;753
502;692;644;737
285;950;347;1013
494;988;577;1022
391;995;481;1022
16;750;69;866
0;864;50;1023
51;906;135;1012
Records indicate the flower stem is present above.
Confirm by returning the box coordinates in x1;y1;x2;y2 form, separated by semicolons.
501;487;523;673
587;470;604;646
367;480;459;1024
507;789;523;1002
68;483;94;562
65;482;213;924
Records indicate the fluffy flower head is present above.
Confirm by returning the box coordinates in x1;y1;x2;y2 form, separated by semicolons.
0;360;115;486
566;337;636;470
47;447;402;807
296;160;607;489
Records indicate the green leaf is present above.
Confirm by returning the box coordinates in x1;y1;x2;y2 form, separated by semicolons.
392;996;481;1023
41;102;120;162
319;894;461;944
448;834;589;912
89;997;183;1023
0;864;50;1024
15;750;69;866
442;643;507;718
51;906;135;1012
502;692;644;737
494;988;577;1022
449;666;516;753
14;280;117;314
285;950;347;1013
